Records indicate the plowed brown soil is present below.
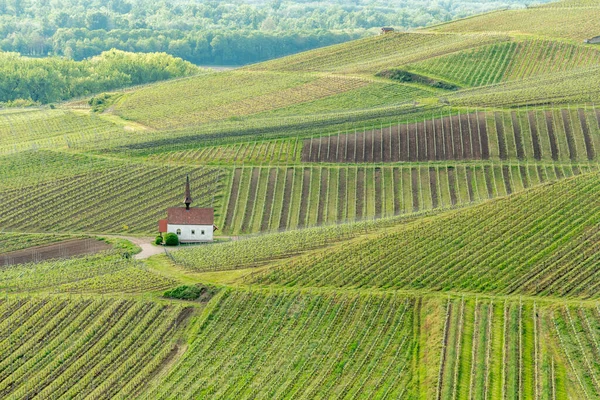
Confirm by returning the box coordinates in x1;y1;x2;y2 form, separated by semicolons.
545;111;559;161
0;238;111;267
528;111;541;160
578;109;595;160
494;112;507;160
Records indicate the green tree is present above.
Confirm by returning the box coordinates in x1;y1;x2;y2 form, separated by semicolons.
86;12;110;30
164;233;179;246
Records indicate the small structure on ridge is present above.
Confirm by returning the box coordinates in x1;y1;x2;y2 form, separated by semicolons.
381;27;395;35
158;175;217;243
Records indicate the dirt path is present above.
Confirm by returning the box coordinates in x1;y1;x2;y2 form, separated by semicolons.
107;236;179;260
125;236;237;260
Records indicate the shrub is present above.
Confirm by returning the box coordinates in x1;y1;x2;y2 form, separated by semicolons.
89;92;121;113
376;68;459;91
155;235;163;245
164;233;179;246
163;285;203;300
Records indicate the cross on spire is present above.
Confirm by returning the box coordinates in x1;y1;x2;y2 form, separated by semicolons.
184;175;193;210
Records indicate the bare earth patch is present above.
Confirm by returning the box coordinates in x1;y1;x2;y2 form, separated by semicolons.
0;238;111;266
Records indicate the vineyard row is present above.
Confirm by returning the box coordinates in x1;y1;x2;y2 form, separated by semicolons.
252;170;600;299
0;165;224;234
219;163;595;235
152;108;600;166
0;297;188;399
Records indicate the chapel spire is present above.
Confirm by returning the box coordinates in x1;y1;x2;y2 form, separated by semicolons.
184;175;193;210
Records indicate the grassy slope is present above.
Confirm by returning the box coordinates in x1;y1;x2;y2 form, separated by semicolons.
248;32;508;74
429;2;600;41
114;71;372;130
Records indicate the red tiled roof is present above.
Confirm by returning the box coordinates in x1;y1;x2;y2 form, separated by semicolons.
167;207;214;225
158;219;168;233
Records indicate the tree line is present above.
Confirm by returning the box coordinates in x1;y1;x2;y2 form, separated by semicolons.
0;0;548;65
0;49;200;105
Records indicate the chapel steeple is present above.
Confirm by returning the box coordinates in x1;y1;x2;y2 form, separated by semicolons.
184;175;193;210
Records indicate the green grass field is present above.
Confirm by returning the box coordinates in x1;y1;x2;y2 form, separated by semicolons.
430;0;600;41
2;0;600;397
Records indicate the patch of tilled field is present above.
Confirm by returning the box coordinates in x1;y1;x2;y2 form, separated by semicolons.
0;238;112;266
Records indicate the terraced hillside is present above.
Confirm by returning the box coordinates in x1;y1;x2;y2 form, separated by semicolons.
2;0;600;398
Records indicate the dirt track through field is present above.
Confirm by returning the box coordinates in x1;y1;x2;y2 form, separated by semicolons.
443;117;454;160
519;166;529;189
297;168;311;228
502;166;512;195
365;130;374;162
260;169;278;231
545;111;559;161
448;167;458;205
578;109;595;160
337;168;347;221
537;166;545;184
554;166;563;179
435;118;445;160
240;168;260;233
317;169;328;225
469;114;481;159
495;112;508;160
224;168;242;231
0;238;111;267
528;112;541;160
465;167;474;202
384;127;393;162
483;166;494;199
411;168;419;212
478;112;490;159
359;131;366;162
426;119;436;161
429;167;439;208
399;124;408;161
460;115;471;159
301;139;311;162
393;168;401;215
418;122;427;161
356;168;365;219
560;110;577;161
374;168;382;217
332;134;341;161
511;111;524;160
279;168;294;230
452;115;463;160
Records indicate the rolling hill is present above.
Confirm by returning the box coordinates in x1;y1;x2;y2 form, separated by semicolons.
2;0;600;398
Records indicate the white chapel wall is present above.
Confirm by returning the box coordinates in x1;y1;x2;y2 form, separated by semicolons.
167;224;213;242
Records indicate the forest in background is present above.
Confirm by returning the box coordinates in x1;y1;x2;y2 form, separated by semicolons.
0;49;200;104
0;0;552;65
